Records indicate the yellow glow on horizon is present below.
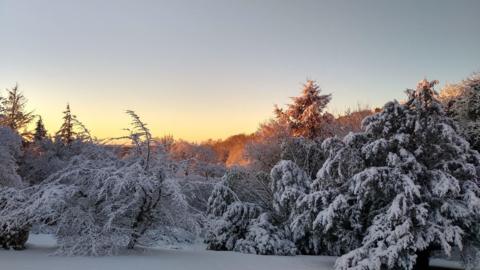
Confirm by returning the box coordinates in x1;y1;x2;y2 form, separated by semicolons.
25;93;268;142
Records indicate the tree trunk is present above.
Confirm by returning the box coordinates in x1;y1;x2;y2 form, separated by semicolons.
127;236;136;249
413;248;431;270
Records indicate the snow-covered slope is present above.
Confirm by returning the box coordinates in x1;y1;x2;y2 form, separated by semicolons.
0;234;474;270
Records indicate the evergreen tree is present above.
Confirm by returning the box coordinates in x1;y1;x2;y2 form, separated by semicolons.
206;201;262;251
293;79;480;269
55;104;76;145
0;84;34;134
234;212;297;256
206;178;239;218
270;160;310;221
33;116;48;142
275;80;334;139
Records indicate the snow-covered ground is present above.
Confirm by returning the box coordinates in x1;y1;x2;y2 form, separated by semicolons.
1;234;336;270
0;234;474;270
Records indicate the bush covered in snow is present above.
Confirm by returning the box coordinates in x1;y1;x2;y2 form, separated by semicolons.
234;213;297;256
0;187;30;250
206;160;311;256
0;111;202;255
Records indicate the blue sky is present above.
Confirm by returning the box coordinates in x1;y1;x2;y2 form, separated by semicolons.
1;0;479;140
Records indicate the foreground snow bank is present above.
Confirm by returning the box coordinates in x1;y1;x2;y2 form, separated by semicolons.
0;235;475;270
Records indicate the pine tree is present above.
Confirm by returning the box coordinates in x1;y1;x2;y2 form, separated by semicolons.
234;212;297;256
0;84;34;134
206;179;239;218
55;104;76;145
294;79;480;269
270;160;310;221
275;80;334;139
206;201;262;251
33;116;48;142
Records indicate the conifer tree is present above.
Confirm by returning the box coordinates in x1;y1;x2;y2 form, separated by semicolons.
33;116;48;142
292;79;480;269
55;104;76;145
275;80;334;139
0;84;34;134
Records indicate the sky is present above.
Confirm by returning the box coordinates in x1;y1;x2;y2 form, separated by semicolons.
1;0;479;141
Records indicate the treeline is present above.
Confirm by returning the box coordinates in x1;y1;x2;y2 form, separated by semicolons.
0;74;479;270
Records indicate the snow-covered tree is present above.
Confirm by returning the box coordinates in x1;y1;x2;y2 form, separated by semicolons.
332;106;376;138
440;73;480;151
20;143;197;255
275;80;334;139
21;117;92;185
0;127;27;249
123;110;152;171
0;84;34;135
234;212;297;256
0;127;23;187
33;116;48;142
56;104;76;145
270;160;310;221
0;187;30;250
280;137;325;179
206;202;261;251
7;112;197;255
206;178;239;218
295;79;480;269
206;161;310;255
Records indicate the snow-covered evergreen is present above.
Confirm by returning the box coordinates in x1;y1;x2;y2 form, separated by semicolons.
0;127;23;187
295;79;480;269
206;178;239;218
234;212;297;256
55;104;76;145
275;80;334;139
271;160;310;221
206;201;261;251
